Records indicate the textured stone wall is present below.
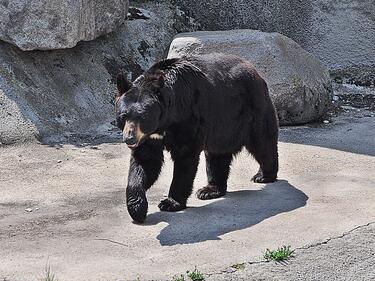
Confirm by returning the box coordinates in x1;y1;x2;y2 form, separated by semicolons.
176;0;375;83
0;1;191;144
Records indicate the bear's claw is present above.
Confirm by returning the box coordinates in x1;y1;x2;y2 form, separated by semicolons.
158;198;186;212
127;195;148;223
196;185;226;200
252;171;277;183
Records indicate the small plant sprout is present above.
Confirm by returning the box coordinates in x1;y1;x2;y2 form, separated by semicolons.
39;265;58;281
172;274;185;281
264;245;294;262
186;267;205;281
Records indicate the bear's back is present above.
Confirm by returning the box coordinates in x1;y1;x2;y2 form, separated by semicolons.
180;53;270;152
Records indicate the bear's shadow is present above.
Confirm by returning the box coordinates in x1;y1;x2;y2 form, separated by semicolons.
146;180;308;246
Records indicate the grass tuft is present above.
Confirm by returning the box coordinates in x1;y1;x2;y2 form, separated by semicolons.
186;267;205;281
172;266;205;281
264;245;294;262
39;265;58;281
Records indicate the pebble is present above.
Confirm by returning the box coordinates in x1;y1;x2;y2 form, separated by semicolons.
57;160;62;163
25;208;33;213
323;120;330;124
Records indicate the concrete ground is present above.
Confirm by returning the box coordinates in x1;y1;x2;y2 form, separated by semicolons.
1;108;375;280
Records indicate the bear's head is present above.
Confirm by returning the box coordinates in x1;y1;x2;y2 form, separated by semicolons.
115;71;168;149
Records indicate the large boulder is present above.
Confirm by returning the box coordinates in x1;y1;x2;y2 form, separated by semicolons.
168;30;332;125
0;0;129;51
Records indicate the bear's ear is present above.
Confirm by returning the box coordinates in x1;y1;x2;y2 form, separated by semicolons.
150;71;165;90
116;72;132;97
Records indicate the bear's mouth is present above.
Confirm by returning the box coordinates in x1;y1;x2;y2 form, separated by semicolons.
126;135;147;149
127;142;139;149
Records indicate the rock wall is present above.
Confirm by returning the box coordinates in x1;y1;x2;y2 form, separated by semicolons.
0;1;198;144
0;0;373;144
176;0;375;83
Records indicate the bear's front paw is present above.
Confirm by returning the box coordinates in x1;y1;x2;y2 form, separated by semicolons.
158;198;186;212
127;195;148;223
196;185;226;200
252;171;277;183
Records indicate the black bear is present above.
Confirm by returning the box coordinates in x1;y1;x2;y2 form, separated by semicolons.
115;53;278;223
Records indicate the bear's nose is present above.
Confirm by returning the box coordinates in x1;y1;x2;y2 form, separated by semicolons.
123;132;137;146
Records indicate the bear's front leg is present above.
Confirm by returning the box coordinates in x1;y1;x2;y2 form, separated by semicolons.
126;143;163;223
159;152;200;212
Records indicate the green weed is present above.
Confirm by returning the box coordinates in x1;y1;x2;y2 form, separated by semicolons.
264;245;294;262
186;267;204;281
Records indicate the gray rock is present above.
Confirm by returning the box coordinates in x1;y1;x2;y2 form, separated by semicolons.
0;0;129;50
168;30;332;125
175;0;375;83
0;2;188;144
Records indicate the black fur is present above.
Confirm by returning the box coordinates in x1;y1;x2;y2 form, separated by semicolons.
115;53;279;223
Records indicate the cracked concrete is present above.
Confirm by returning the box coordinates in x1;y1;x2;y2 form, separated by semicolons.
296;221;375;250
0;111;375;280
207;222;375;281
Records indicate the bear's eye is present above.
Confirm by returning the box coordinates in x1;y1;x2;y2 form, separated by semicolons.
119;111;130;120
116;115;125;129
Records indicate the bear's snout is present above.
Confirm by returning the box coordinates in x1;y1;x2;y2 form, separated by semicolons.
123;121;145;148
123;131;137;147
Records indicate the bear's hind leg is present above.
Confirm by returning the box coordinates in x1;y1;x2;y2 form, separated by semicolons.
196;152;233;200
246;131;278;183
159;152;200;212
246;106;278;183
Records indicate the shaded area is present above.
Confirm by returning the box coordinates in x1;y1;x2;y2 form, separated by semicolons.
0;190;125;240
147;180;307;245
279;117;375;156
43;129;123;149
